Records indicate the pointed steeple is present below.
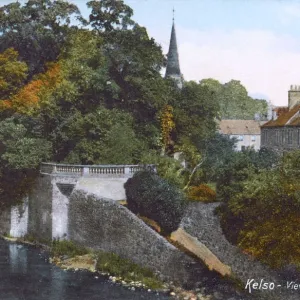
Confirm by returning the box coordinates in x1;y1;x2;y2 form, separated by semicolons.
165;10;183;89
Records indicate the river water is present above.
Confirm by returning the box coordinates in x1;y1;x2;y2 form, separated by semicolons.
0;239;170;300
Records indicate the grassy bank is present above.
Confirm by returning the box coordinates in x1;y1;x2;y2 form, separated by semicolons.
50;240;164;290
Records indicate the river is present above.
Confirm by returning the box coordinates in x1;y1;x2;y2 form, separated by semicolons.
0;239;170;300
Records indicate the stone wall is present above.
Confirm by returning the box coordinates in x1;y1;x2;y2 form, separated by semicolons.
52;176;77;239
27;175;53;241
181;202;300;300
68;190;209;285
261;126;300;152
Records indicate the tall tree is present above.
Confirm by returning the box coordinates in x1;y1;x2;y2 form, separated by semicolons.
199;78;268;120
0;0;81;77
87;0;135;33
172;80;219;148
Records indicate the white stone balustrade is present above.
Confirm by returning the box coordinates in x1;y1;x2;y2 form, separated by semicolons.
40;163;156;178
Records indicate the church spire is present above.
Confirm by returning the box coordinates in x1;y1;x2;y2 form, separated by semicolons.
165;9;183;89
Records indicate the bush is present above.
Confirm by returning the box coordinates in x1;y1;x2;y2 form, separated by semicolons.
51;240;89;258
140;151;188;188
124;170;186;234
187;184;216;202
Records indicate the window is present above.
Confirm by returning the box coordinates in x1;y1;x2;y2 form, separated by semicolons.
251;135;256;142
238;135;244;141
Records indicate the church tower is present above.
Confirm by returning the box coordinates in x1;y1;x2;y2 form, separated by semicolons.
165;11;183;89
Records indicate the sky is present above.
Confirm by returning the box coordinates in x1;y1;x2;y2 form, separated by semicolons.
4;0;300;106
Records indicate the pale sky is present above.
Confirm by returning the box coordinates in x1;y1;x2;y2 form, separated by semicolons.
3;0;300;106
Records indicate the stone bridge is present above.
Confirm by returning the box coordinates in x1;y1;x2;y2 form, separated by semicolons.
0;162;155;240
40;162;155;200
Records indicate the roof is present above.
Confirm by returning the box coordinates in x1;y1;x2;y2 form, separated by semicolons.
218;120;262;135
165;21;181;78
262;104;300;127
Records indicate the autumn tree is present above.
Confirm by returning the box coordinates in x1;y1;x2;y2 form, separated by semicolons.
0;62;62;115
160;105;175;154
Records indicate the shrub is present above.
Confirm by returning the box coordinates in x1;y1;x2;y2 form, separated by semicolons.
124;170;186;234
51;240;89;258
187;184;216;202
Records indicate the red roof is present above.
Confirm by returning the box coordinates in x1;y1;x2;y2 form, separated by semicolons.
262;104;300;127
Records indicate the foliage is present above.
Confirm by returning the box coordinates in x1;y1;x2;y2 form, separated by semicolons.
216;151;256;203
124;170;187;235
53;107;143;164
160;105;175;154
0;0;81;77
0;48;28;100
96;250;164;289
0;116;51;207
219;150;300;267
0;168;38;209
200;78;268;120
199;133;237;182
87;0;135;32
51;239;89;258
187;184;217;203
101;24;168;121
216;147;279;203
172;81;219;147
0;117;52;169
0;63;62;115
140;151;188;188
238;214;300;268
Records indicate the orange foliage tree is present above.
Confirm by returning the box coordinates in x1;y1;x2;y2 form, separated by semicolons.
187;184;216;203
160;105;175;154
0;62;61;115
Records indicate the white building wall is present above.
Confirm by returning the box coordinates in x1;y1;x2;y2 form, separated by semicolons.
230;134;261;151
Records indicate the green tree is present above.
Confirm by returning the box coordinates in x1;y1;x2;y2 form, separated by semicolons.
52;107;143;164
200;133;237;182
0;0;81;76
200;78;268;120
0;48;28;100
0;116;52;208
172;81;219;149
87;0;135;32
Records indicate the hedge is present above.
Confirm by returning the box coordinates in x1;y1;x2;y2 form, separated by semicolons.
124;170;186;234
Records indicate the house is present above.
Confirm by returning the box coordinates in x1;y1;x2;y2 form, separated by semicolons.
218;119;265;151
261;85;300;153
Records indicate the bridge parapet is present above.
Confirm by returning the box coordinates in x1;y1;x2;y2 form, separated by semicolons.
40;162;156;178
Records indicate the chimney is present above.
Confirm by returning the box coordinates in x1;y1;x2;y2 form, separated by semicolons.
288;85;300;108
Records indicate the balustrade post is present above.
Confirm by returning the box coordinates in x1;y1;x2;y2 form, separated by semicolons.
124;167;130;175
83;167;89;176
53;164;57;174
